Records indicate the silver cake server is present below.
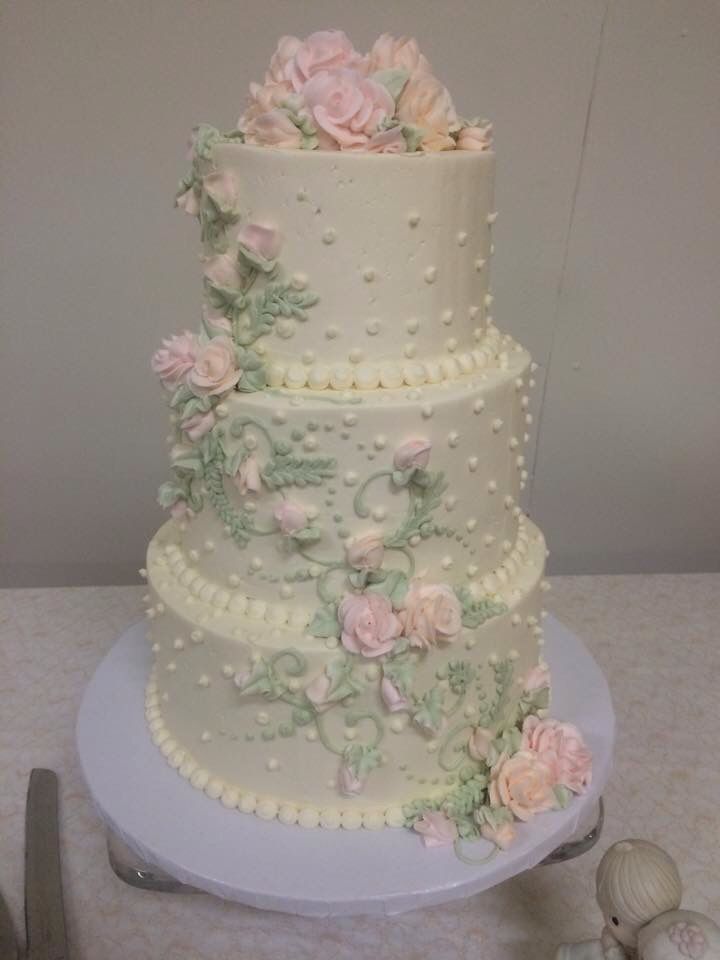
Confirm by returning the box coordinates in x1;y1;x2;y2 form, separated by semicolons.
25;769;69;960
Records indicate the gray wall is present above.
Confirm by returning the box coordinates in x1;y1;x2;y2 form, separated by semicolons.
2;0;719;586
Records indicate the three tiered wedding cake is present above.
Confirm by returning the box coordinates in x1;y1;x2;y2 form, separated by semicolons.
143;30;591;850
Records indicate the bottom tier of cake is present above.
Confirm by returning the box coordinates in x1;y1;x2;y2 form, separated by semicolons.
143;517;549;830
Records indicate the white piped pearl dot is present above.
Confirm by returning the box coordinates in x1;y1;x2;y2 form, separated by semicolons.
266;758;280;772
421;404;434;419
322;228;336;244
492;418;504;433
405;317;419;334
250;557;263;571
325;325;339;340
424;266;437;284
448;431;460;447
468;456;479;472
363;267;375;282
365;318;380;336
407;211;420;227
372;506;387;521
456;231;468;246
343;471;358;487
441;556;453;570
349;347;364;364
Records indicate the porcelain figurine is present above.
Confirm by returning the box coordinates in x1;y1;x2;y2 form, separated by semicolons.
554;839;719;960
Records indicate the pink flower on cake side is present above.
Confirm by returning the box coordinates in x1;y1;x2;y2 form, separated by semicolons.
488;750;557;821
202;170;240;214
285;30;364;92
400;583;462;649
303;68;394;151
181;409;216;442
368;34;431;76
203;253;243;290
521;716;592;794
236;223;283;269
265;35;302;85
304;672;334;713
151;331;199;389
394;438;431;471
273;500;307;535
480;820;516;850
468;725;494;761
244;109;303;149
413;811;458;848
522;662;551;693
380;676;408;712
187;336;241;397
233;455;262;497
339;593;401;658
346;532;384;571
668;922;708;959
457;122;493;152
397;72;458;152
170;500;194;522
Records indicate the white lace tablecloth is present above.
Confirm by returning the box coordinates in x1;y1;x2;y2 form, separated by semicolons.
2;575;719;959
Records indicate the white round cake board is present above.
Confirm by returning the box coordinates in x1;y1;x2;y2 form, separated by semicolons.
76;614;614;917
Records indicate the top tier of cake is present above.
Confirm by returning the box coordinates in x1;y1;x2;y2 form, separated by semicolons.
198;143;496;387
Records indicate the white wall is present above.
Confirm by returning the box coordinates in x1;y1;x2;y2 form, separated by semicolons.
1;0;718;586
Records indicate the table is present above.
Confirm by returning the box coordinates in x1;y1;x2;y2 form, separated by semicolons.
2;575;719;959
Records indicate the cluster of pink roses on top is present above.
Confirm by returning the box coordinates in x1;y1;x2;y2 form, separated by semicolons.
238;30;492;154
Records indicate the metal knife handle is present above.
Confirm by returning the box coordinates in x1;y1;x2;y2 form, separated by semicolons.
25;769;69;960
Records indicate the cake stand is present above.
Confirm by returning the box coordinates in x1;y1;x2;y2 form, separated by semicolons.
76;615;614;917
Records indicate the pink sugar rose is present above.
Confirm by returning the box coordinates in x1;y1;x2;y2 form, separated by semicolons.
244;108;303;149
346;532;384;571
181;408;216;442
175;185;200;216
339;593;402;658
151;331;199;389
240;80;294;128
480;820;516;850
401;583;462;649
521;716;592;794
304;672;334;713
303;68;394;151
285;30;364;92
366;125;408;154
337;760;364;797
668;921;709;959
265;35;302;85
394;438;431;471
380;676;408;713
368;34;431;77
202;170;240;214
457;122;493;152
273;500;307;535
170;500;194;522
468;726;494;761
397;72;458;152
233;454;262;497
203;253;242;290
413;811;458;848
523;662;551;693
488;750;557;821
187;336;241;397
236;223;283;266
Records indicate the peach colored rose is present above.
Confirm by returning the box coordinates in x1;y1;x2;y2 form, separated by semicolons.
394;438;431;471
175;185;200;216
397;73;458;152
304;672;334;713
236;223;283;267
244;109;303;149
181;409;215;442
233;454;261;497
457;122;493;152
274;500;307;535
265;35;302;85
202;170;239;214
401;583;462;649
488;750;557;821
337;760;363;796
521;716;592;794
366;126;408;153
368;34;431;76
203;253;242;290
151;331;198;389
480;820;516;850
187;336;241;397
413;811;458;848
346;532;384;571
285;30;363;92
468;726;494;761
380;676;408;712
523;662;551;692
339;593;402;658
302;68;394;150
